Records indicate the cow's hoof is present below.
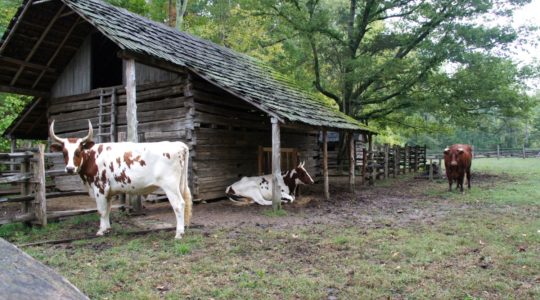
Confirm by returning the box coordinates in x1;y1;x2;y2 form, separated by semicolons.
175;233;183;240
96;231;104;236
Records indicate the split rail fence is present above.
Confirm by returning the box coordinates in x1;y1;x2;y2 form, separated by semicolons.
0;145;124;226
329;144;429;185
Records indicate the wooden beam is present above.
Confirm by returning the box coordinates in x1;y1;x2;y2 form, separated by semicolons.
32;16;81;89
0;85;50;98
348;132;355;193
4;98;42;138
123;58;142;213
33;144;47;226
271;117;281;210
322;128;329;200
0;56;56;73
10;5;65;86
118;50;187;75
0;0;34;55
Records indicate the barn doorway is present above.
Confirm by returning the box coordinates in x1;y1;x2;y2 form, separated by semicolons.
91;33;122;89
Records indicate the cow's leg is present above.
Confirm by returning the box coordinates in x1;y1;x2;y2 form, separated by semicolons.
163;186;185;239
95;194;111;236
447;172;452;192
458;174;465;193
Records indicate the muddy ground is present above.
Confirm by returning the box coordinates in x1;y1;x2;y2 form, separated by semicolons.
2;173;500;233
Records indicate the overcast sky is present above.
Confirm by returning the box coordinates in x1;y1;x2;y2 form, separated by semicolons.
511;0;540;65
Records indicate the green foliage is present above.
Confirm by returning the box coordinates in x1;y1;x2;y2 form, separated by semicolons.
0;94;31;151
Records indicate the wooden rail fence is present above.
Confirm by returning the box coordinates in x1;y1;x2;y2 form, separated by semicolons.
329;143;428;185
0;146;123;226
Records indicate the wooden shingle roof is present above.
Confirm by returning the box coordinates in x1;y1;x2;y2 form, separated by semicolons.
61;0;374;132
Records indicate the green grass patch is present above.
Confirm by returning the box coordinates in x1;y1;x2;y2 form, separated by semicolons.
262;208;288;217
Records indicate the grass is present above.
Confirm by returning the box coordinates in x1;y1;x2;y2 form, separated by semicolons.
1;158;539;299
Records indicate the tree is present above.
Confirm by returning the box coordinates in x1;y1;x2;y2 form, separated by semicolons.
254;0;534;123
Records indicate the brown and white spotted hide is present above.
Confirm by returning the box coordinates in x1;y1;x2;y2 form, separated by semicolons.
225;162;314;206
49;120;192;239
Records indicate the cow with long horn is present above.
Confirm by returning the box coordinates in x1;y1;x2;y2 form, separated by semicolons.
49;120;192;239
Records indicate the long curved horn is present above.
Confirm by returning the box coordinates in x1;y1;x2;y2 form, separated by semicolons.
49;120;65;144
80;120;94;143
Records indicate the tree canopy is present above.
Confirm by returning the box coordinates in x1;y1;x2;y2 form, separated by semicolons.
0;0;539;152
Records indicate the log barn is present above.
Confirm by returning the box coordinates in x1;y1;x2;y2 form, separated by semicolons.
1;0;375;203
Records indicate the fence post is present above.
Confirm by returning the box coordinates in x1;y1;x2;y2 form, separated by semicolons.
429;158;433;181
438;157;443;179
404;145;409;174
393;145;398;178
33;144;47;226
522;145;526;159
383;144;389;179
20;153;31;214
362;148;367;185
497;145;500;159
348;132;355;193
414;146;419;172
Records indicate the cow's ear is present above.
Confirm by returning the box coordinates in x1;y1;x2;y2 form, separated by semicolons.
82;141;95;150
443;148;449;155
50;143;63;152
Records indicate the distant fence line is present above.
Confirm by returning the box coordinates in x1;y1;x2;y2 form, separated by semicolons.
427;145;540;160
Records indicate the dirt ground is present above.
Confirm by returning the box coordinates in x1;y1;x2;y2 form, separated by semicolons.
2;174;498;232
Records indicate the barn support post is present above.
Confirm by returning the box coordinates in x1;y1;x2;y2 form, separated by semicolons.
271;117;282;211
33;144;47;226
124;58;142;213
348;132;355;193
322;128;330;200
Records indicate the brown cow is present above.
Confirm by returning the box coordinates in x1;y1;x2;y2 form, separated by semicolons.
443;144;472;192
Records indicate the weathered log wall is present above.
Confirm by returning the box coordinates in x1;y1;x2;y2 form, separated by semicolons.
190;77;320;201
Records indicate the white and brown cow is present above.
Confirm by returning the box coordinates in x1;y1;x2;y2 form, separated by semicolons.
49;120;192;239
225;162;314;205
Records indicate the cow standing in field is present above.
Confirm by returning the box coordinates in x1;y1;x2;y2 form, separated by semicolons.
443;144;472;192
49;120;192;239
225;162;314;205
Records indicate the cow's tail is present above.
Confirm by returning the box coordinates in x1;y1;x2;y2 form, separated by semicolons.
181;148;192;226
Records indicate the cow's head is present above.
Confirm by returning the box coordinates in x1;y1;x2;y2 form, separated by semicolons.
443;146;464;167
292;161;314;185
49;120;95;174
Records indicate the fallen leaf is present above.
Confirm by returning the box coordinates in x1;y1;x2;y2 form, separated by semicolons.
517;245;527;252
392;252;400;257
156;285;169;292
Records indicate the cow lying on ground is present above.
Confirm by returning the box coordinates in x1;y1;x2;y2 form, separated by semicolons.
444;144;472;192
225;162;314;205
49;120;192;239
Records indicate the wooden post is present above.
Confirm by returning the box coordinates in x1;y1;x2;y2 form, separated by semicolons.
393;145;398;178
10;139;16;172
348;132;355;193
20;152;31;214
414;146;419;172
33;145;47;226
383;144;389;179
497;144;500;159
271;117;282;210
322;128;329;200
522;145;526;159
404;145;409;174
438;157;443;179
124;58;142;213
361;148;367;185
428;158;433;181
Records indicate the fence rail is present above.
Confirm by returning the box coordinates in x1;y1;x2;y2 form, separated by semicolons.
0;147;124;226
329;143;428;185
